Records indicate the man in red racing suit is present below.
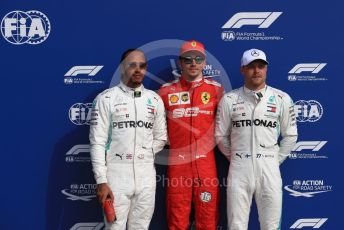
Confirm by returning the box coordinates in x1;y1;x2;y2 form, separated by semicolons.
159;40;224;230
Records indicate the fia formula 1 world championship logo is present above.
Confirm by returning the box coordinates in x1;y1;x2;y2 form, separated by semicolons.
1;10;51;45
221;12;283;42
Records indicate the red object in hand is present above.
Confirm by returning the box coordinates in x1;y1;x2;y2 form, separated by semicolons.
103;199;116;223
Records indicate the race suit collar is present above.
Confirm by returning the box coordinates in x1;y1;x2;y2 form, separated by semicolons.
179;76;204;89
119;81;144;97
243;85;268;103
243;85;267;95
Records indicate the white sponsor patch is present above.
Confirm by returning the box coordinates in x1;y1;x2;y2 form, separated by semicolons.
168;92;190;106
200;191;212;202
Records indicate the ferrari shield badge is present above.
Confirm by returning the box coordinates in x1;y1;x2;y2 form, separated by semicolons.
201;92;210;104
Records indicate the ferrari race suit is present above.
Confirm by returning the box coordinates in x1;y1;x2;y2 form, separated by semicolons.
89;82;167;230
159;76;224;230
215;86;298;230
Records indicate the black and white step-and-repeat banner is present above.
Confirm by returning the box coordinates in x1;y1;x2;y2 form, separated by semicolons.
1;0;342;229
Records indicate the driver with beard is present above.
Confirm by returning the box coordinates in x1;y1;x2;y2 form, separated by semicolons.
89;49;167;230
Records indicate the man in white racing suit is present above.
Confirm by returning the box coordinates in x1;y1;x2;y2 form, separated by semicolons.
89;49;167;230
215;48;298;230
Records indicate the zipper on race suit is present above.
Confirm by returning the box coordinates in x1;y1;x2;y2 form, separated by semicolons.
249;86;266;180
251;100;257;175
190;88;202;186
249;87;260;177
133;93;137;192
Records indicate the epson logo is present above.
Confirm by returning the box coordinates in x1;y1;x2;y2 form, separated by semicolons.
289;63;326;74
222;12;282;29
290;218;328;229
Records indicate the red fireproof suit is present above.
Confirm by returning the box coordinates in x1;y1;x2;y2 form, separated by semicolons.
159;76;224;230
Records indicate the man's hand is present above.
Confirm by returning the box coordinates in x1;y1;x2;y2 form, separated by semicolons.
96;183;114;204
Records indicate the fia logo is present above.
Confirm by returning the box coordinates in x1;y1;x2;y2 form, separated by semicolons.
69;103;93;125
1;10;51;45
221;31;236;41
294;100;323;122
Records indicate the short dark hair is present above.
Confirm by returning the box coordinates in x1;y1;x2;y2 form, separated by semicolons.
120;48;144;63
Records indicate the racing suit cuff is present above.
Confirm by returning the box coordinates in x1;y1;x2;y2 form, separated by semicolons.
95;176;108;184
278;152;289;165
153;140;166;154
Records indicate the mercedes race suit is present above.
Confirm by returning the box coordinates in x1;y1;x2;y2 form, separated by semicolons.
159;77;224;230
90;82;167;230
215;86;297;230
